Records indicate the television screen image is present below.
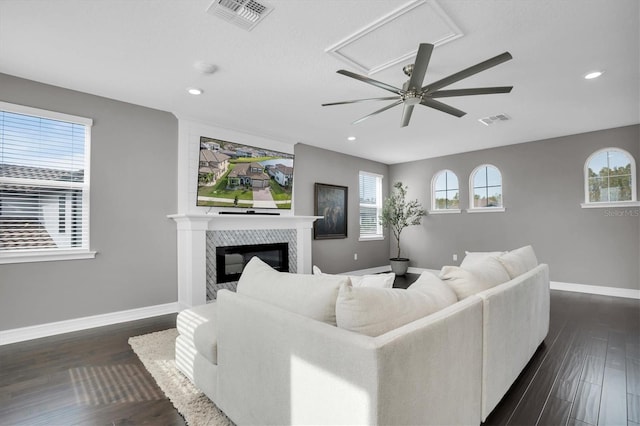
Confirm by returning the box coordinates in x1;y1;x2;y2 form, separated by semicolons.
197;136;294;210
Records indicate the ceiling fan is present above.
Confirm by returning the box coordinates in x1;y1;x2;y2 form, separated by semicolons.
322;43;513;127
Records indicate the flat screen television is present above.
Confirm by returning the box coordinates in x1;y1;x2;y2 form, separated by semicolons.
197;136;294;210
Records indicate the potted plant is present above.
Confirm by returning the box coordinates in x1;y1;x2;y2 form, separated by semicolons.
379;182;427;276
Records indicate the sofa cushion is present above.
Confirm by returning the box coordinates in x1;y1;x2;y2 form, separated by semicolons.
439;266;492;300
176;302;219;365
460;251;505;268
465;256;511;287
313;265;395;288
238;257;348;325
498;245;539;279
176;302;217;342
194;314;218;365
335;280;457;337
407;271;458;306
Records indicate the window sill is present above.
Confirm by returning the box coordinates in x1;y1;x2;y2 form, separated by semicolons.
580;201;640;209
359;235;384;242
428;209;461;215
466;207;506;213
0;249;97;265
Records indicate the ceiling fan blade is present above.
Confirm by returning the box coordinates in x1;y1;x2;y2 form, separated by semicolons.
423;52;513;94
421;98;466;117
430;86;513;98
352;99;404;125
400;104;415;127
322;96;401;106
407;43;434;91
337;70;404;95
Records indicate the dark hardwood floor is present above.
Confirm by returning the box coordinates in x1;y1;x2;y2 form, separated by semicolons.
0;314;185;425
0;289;638;425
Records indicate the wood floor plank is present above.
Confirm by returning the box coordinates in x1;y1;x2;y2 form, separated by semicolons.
629;393;640;424
598;367;628;426
570;380;601;424
582;355;606;386
537;396;572;426
628;357;640;396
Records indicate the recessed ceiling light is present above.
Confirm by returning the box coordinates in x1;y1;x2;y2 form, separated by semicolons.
187;88;203;95
347;136;356;141
584;71;603;80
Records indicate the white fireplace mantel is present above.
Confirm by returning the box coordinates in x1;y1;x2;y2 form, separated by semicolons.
168;213;321;308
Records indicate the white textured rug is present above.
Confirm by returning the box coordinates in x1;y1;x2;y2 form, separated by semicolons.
128;329;233;426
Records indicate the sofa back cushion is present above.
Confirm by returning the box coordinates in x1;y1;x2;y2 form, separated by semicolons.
497;245;539;279
313;265;395;288
335;275;457;337
237;257;348;326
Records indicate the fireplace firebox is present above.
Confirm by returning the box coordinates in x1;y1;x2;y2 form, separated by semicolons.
216;242;289;283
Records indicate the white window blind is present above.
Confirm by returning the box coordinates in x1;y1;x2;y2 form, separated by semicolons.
359;171;383;239
0;102;92;258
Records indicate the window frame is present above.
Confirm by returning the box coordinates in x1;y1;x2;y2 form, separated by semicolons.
429;169;461;214
581;147;639;208
0;101;96;264
358;171;384;241
467;164;505;213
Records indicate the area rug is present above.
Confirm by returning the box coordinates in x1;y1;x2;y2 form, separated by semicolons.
128;329;233;426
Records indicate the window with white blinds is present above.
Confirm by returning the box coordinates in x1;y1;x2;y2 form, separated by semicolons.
0;101;93;262
359;171;383;240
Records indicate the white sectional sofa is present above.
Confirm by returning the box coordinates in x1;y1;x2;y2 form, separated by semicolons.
175;246;549;425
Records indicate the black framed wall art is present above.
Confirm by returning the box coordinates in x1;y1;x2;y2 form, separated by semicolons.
314;183;347;239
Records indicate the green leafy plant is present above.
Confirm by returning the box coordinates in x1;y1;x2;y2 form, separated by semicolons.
379;182;427;259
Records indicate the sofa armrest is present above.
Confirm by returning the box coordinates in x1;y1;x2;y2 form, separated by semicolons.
216;289;482;426
478;263;550;420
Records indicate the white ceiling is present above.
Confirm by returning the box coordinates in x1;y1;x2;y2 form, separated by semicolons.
0;0;638;164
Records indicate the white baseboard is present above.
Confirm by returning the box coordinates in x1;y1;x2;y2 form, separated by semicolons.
345;266;639;300
0;302;180;346
550;281;639;300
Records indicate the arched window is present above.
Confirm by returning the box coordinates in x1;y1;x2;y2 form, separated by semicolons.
583;148;637;207
469;164;504;212
431;170;460;213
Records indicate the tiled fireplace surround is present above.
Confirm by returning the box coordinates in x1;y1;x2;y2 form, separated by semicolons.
169;214;319;308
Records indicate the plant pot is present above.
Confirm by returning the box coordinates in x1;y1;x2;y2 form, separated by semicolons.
389;258;410;276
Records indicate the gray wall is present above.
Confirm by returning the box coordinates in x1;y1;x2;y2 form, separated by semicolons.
294;143;389;273
390;125;639;290
0;74;178;330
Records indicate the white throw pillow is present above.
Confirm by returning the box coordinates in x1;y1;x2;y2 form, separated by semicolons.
335;282;456;337
407;271;458;307
439;266;493;300
460;251;505;268
238;257;348;325
498;245;539;279
463;256;511;287
312;265;395;289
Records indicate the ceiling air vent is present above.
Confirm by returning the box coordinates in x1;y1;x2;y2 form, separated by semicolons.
478;113;511;126
207;0;274;31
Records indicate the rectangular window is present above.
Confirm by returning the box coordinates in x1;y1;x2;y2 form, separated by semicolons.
0;101;94;263
359;171;383;240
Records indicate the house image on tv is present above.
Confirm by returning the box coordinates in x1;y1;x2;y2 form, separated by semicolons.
272;163;293;187
227;163;270;188
199;150;230;184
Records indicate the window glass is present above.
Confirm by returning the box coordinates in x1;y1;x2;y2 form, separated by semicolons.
432;170;459;210
359;171;383;239
586;149;634;203
471;165;502;208
0;103;92;257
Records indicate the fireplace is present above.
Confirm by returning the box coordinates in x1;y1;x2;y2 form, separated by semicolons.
216;242;289;284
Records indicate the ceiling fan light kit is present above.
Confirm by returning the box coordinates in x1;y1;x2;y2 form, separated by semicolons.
322;43;514;127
